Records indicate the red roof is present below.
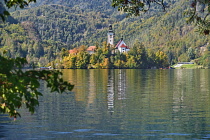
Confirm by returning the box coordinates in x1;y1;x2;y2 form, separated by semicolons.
87;46;97;51
69;48;78;54
115;40;129;49
120;44;128;48
115;40;122;49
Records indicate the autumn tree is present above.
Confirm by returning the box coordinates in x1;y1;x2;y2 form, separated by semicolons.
155;50;169;68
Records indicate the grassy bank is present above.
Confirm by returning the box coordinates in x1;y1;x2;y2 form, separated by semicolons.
172;64;203;69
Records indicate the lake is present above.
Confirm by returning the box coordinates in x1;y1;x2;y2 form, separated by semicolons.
1;69;210;139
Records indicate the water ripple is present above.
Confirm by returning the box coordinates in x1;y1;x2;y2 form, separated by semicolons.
93;133;120;136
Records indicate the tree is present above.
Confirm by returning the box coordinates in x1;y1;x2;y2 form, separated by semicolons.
187;47;195;60
0;0;74;118
147;49;156;68
2;0;210;35
129;40;148;68
155;50;169;68
0;54;74;118
102;58;111;69
1;0;210;35
126;55;137;68
90;54;97;65
76;48;90;69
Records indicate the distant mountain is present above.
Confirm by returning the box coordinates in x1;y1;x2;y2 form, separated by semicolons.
11;4;115;48
1;0;210;67
10;0;181;47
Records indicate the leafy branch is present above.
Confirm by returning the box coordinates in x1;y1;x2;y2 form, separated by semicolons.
0;0;36;21
0;55;74;118
112;0;166;17
184;0;210;35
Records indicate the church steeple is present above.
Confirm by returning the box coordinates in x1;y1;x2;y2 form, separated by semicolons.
107;24;114;46
109;24;113;32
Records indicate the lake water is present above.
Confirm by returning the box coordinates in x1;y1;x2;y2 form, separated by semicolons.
1;69;210;139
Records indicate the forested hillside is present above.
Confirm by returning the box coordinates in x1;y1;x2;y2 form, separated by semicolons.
11;4;116;47
1;0;210;68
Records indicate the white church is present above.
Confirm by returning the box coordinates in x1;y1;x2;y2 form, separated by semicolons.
107;24;130;53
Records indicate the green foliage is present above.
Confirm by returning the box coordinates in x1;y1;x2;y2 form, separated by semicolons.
0;55;74;118
197;49;210;68
10;3;116;47
112;0;166;17
112;0;210;35
184;0;210;35
2;0;210;68
62;42;169;69
0;22;69;67
0;0;36;21
178;53;190;62
155;50;169;68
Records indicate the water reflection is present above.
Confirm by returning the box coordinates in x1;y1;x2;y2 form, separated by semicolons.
1;69;210;139
62;69;210;137
107;70;114;114
0;115;11;138
117;69;126;100
62;69;129;116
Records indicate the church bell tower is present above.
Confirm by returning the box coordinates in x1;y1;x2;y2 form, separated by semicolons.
107;24;114;46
